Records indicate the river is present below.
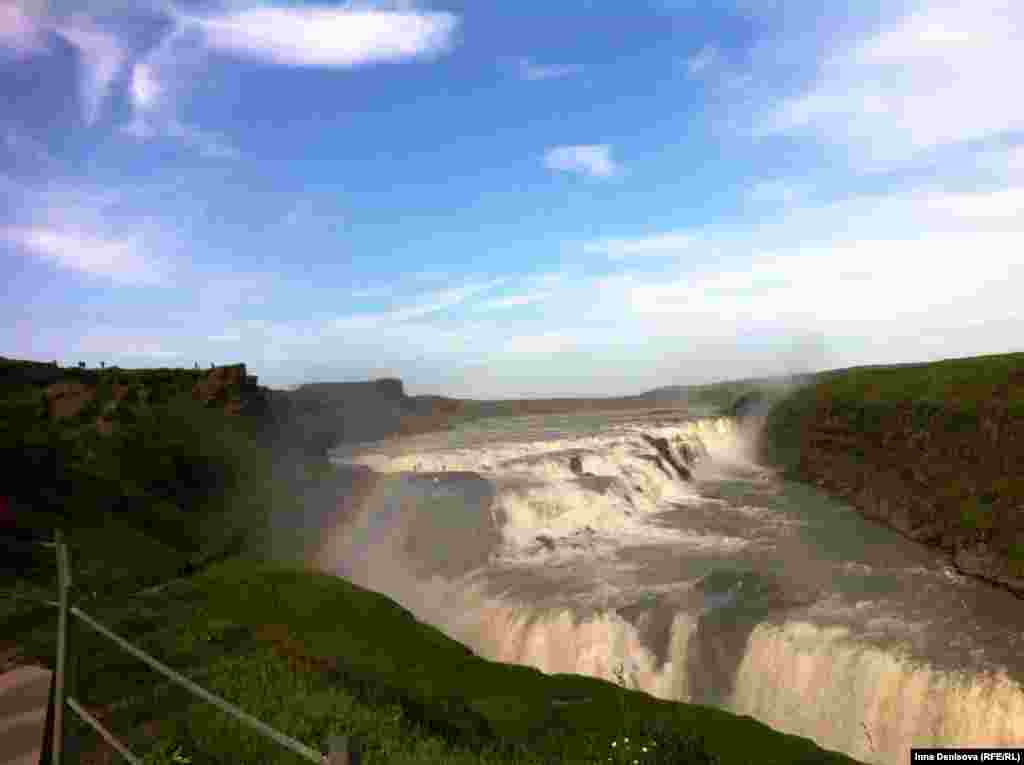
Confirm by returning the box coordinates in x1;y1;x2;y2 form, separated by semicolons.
314;409;1024;765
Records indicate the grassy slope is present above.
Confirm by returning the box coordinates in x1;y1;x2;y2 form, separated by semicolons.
13;557;863;765
762;351;1024;473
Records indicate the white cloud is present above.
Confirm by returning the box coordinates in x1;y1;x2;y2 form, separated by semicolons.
479;289;555;310
975;144;1024;177
584;231;698;258
760;1;1024;162
544;144;618;178
40;179;1020;394
121;4;458;157
617;231;1022;334
0;2;48;56
570;186;1024;352
1;5;129;124
121;22;240;158
55;14;127;125
518;58;582;81
3;226;168;285
129;59;162;110
329;279;505;330
920;188;1024;219
503;331;577;355
208;331;242;343
165;120;240;159
747;180;812;205
181;5;459;68
2;179;186;287
686;44;717;76
75;328;181;359
349;284;394;298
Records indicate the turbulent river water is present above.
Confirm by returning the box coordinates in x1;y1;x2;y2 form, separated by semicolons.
315;409;1024;765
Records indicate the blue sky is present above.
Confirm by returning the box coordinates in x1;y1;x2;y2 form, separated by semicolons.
2;0;1022;396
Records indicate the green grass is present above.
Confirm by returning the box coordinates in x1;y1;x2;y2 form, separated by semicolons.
759;352;1024;471
10;555;864;765
0;357;871;764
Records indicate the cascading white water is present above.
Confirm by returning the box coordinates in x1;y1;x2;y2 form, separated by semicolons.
315;411;1024;765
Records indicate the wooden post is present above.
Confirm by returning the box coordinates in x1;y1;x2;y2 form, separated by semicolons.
53;530;72;765
37;674;55;765
327;734;362;765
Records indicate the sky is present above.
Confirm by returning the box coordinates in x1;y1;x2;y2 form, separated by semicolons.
2;0;1022;397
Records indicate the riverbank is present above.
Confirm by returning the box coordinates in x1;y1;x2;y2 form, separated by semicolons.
758;352;1024;597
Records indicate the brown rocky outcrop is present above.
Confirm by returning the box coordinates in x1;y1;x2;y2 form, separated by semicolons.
44;381;95;420
191;363;265;416
641;434;693;481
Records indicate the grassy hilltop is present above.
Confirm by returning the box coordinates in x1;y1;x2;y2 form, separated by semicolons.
0;356;864;765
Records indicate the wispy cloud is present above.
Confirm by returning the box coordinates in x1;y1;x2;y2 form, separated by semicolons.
33;182;1020;393
747;180;813;205
55;14;127;125
978;143;1024;176
3;226;169;285
479;289;555;310
584;231;698;258
759;1;1024;163
122;20;239;158
123;3;459;156
686;44;718;77
349;284;395;299
544;144;618;178
75;327;182;359
503;331;577;355
920;187;1024;220
329;279;505;330
171;120;240;159
517;57;582;81
3;178;182;286
0;2;48;56
618;231;1022;331
0;4;126;123
575;186;1024;341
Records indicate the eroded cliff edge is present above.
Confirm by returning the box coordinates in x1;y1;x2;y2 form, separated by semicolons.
759;353;1024;597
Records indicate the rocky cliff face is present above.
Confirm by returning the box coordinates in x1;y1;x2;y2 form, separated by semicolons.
34;362;269;431
767;365;1024;597
191;363;267;416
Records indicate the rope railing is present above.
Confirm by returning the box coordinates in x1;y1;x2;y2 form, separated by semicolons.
2;529;362;764
70;604;328;764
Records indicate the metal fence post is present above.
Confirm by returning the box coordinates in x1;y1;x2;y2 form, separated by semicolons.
53;529;72;765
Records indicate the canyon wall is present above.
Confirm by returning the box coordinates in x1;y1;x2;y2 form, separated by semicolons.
760;353;1024;596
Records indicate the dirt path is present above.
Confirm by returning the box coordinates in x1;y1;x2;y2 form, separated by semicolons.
0;665;51;765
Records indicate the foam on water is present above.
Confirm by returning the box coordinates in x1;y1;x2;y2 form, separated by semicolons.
733;620;1024;764
337;416;750;561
